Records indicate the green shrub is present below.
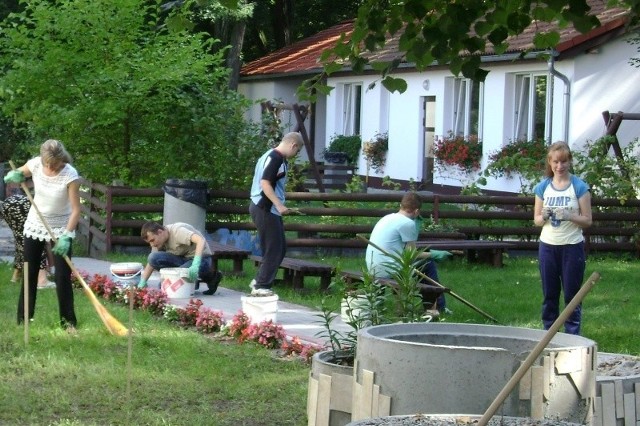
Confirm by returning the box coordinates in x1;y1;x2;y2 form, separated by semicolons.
324;134;362;164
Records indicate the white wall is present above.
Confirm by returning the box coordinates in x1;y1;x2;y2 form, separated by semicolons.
570;36;640;149
238;78;327;162
242;33;640;193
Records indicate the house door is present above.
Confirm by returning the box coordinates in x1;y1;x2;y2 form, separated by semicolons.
422;96;436;184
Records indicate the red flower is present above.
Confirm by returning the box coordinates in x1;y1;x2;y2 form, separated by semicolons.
434;132;482;173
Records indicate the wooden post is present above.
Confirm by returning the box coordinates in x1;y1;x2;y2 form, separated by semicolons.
293;103;325;192
601;110;629;179
23;262;29;345
105;184;113;254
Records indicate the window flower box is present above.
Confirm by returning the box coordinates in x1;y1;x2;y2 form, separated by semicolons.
434;132;482;173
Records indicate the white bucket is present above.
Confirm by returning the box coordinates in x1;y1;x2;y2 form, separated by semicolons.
241;294;279;324
160;267;195;298
110;262;143;287
340;294;369;323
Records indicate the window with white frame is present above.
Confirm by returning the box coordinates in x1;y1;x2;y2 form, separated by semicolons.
450;78;483;137
513;73;547;141
341;83;362;136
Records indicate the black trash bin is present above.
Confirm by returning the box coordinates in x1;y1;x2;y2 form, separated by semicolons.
0;163;5;201
163;179;208;234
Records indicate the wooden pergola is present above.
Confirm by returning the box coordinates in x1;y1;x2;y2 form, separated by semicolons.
602;110;640;180
261;101;326;192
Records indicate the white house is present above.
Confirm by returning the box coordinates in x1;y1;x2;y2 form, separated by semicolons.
238;3;640;194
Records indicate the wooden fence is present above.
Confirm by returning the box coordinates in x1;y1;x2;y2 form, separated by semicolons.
77;180;640;258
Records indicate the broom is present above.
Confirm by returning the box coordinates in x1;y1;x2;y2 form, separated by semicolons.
9;161;129;336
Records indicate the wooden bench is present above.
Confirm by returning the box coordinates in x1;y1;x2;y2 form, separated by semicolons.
340;270;449;308
249;255;334;291
209;241;251;275
416;240;514;267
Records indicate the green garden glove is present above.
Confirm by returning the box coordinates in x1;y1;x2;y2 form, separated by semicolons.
188;255;201;282
414;215;424;235
137;278;148;289
429;249;452;262
52;231;74;256
4;170;25;183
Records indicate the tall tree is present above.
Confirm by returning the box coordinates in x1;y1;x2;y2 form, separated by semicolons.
167;0;254;89
242;0;362;62
0;0;264;189
0;0;21;21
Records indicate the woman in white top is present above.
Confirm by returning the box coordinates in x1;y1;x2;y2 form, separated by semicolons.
4;139;81;331
533;141;592;335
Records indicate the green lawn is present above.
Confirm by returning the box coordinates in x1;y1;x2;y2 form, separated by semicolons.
2;250;635;425
0;261;309;426
211;251;639;355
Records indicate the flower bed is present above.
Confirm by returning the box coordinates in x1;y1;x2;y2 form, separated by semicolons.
73;272;322;363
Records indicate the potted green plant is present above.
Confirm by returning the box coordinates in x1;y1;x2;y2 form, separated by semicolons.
323;134;362;165
363;132;388;179
308;248;431;426
308;269;386;426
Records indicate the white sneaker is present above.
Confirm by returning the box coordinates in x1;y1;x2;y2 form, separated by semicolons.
251;288;274;296
249;279;257;291
38;281;56;289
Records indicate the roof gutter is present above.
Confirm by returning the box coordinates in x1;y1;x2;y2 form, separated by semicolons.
547;50;570;143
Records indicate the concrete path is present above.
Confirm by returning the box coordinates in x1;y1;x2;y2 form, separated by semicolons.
0;221;349;346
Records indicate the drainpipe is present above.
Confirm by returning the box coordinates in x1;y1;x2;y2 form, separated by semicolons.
547;51;571;143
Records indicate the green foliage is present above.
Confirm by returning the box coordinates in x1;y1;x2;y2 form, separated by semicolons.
480;138;548;195
344;175;365;193
363;132;388;174
418;215;458;233
316;269;388;361
472;136;640;200
381;175;401;190
324;134;362;165
316;247;431;361
629;31;640;67
381;247;428;323
0;115;31;163
572;136;640;202
0;0;263;189
259;101;285;149
285;161;310;192
297;0;631;99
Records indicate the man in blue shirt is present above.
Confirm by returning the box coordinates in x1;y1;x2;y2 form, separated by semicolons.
367;192;452;313
249;132;303;296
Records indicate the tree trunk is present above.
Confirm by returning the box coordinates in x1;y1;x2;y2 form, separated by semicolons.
227;21;246;90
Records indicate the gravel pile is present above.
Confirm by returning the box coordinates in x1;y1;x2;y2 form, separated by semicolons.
347;415;581;425
597;353;640;377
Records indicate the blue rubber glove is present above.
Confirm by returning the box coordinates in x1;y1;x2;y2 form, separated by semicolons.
52;231;74;256
4;170;25;183
429;249;452;262
188;256;201;282
137;278;148;289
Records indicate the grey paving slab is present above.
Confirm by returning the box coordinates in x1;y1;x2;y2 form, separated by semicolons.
76;256;350;346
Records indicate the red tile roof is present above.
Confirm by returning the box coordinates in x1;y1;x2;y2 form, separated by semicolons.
240;3;631;78
240;20;354;78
